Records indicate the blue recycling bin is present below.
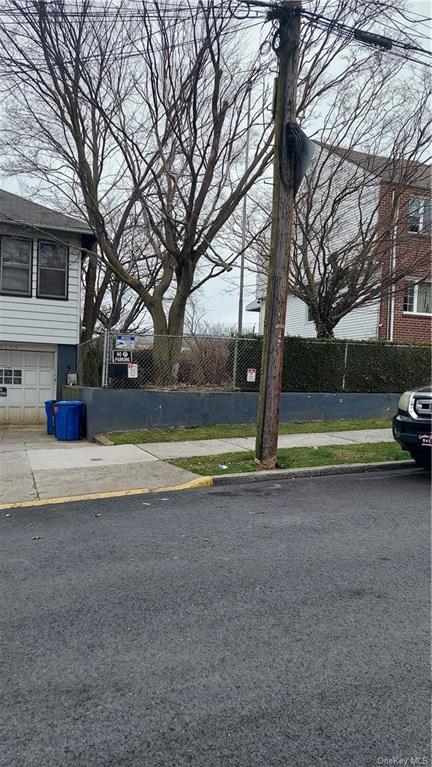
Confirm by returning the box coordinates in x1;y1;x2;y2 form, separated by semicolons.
54;400;83;441
44;400;57;435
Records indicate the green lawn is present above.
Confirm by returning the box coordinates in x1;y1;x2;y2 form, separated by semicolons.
106;417;391;445
169;442;409;476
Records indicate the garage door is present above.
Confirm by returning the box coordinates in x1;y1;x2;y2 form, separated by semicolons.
0;349;56;424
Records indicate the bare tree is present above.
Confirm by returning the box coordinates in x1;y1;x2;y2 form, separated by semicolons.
0;0;273;380
0;0;428;362
239;52;431;338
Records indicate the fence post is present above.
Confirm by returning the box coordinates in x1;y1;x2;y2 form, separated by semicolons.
232;335;239;390
341;342;349;391
101;329;110;388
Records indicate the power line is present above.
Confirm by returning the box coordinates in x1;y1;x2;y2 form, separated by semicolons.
300;8;432;57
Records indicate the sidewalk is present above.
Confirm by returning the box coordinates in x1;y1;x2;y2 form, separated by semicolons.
133;428;393;459
1;426;393;506
0;427;198;505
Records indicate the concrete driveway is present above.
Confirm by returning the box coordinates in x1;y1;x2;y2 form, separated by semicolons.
0;427;197;505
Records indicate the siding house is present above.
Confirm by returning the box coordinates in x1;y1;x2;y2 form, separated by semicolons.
247;145;431;343
0;190;95;423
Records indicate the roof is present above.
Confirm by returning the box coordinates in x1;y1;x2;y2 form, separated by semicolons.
0;188;92;235
321;143;431;191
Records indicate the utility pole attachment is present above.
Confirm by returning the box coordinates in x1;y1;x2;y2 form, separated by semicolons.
255;1;301;469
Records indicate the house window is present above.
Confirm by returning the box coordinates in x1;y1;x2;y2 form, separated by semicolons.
403;278;431;315
37;241;68;299
408;197;431;234
0;237;32;296
307;305;314;322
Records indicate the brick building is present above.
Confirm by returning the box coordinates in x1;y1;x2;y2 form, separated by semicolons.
377;179;431;343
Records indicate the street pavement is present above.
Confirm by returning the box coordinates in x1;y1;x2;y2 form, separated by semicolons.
1;468;430;766
0;425;394;505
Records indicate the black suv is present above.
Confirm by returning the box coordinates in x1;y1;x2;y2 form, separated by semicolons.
393;386;432;469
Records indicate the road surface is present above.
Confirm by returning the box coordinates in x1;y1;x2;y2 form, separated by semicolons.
1;468;430;766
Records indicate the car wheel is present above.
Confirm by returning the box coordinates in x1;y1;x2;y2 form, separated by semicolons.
409;449;432;470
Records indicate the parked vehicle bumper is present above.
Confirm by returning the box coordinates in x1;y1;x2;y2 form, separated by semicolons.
392;412;432;450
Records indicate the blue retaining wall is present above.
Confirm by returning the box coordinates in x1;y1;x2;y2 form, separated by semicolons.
63;387;400;440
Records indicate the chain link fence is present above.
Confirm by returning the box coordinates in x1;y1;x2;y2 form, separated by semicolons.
76;333;431;394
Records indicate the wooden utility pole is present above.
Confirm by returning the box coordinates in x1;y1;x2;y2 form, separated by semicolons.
255;1;301;469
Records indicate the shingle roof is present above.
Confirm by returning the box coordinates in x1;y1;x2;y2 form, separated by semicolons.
0;188;92;234
321;143;431;191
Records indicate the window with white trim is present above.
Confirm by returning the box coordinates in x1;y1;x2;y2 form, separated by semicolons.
403;278;431;315
37;241;68;299
0;236;32;296
408;196;431;234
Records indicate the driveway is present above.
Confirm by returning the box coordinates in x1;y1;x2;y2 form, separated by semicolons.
1;469;429;766
0;427;197;504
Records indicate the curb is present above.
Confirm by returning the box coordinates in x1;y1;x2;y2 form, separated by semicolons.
0;461;420;513
156;476;214;493
0;476;213;513
211;460;417;486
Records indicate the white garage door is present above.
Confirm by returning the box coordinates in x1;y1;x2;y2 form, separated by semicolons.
0;349;56;424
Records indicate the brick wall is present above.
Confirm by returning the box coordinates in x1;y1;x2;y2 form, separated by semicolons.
377;182;431;343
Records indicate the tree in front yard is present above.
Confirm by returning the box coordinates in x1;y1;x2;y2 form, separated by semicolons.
0;1;273;379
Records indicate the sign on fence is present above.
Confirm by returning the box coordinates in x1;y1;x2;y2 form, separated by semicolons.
113;350;132;364
247;368;257;383
127;363;138;379
115;334;135;350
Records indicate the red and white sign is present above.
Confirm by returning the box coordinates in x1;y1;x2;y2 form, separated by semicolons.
247;368;256;383
127;363;138;379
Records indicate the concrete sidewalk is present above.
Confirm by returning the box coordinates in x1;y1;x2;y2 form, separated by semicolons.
0;427;198;505
134;428;393;459
0;426;394;506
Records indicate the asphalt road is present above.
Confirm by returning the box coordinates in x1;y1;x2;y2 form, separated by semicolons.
1;468;430;767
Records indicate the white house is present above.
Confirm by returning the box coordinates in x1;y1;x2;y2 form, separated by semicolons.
0;190;95;424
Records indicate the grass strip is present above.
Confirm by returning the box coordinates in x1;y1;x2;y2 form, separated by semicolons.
169;441;409;476
106;417;391;445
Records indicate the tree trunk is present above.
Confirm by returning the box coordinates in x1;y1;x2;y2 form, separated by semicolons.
315;318;336;339
81;252;98;342
150;300;186;387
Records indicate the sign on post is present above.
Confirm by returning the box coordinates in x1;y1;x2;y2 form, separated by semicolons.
247;368;257;383
127;363;138;379
112;349;132;364
115;334;135;350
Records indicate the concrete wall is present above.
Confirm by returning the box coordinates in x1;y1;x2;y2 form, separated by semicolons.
63;387;400;440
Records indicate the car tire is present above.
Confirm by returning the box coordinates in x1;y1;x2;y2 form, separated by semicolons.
409;449;432;470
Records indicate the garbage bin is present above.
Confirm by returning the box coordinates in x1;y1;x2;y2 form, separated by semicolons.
54;400;83;441
44;400;57;435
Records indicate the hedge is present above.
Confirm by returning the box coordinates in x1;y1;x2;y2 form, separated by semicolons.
228;336;431;394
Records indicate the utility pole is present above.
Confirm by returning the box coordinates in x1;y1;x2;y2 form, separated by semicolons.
255;1;301;468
